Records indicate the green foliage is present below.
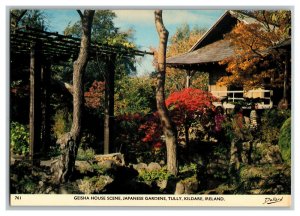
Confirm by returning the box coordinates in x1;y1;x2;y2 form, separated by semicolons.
10;122;29;155
262;109;291;128
179;163;198;175
47;145;61;158
115;76;156;115
64;10;137;82
278;118;291;163
18;178;37;194
179;162;202;181
76;148;95;161
261;109;291;144
238;164;291;194
137;168;173;182
78;176;113;194
11;10;48;31
52;109;72;139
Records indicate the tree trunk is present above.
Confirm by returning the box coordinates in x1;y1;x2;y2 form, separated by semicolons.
52;10;95;183
29;41;42;165
104;54;116;154
154;10;178;176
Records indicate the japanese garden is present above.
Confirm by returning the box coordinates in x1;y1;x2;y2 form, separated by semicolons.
10;9;291;195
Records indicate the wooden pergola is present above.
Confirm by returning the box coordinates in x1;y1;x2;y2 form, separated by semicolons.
10;26;153;161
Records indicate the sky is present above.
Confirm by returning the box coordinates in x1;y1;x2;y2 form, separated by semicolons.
43;9;225;75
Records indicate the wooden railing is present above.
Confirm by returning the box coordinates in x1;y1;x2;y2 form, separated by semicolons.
211;89;273;109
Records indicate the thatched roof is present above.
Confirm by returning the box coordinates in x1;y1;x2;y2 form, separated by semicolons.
166;10;266;67
166;39;234;65
166;11;237;67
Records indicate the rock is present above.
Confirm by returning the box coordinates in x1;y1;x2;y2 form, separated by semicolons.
98;160;116;170
156;180;168;191
40;160;53;167
159;160;166;166
133;163;148;171
45;186;53;194
59;186;69;194
147;162;161;172
75;160;93;173
94;153;125;166
175;182;185;194
175;176;199;194
38;181;44;187
78;175;114;194
185;181;199;194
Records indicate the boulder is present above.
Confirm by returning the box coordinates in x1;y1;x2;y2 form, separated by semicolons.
175;176;199;194
75;160;93;173
133;163;148;171
98;159;116;170
175;182;185;195
147;162;161;172
94;153;125;166
156;179;168;191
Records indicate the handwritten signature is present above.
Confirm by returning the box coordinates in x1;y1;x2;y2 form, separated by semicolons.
263;197;283;205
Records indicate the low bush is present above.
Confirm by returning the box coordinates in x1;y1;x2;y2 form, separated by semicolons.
76;148;95;161
278;118;291;164
137;167;173;182
52;109;72;139
261;109;291;144
10;122;29;155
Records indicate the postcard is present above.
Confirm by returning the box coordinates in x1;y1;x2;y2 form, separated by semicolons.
9;8;292;207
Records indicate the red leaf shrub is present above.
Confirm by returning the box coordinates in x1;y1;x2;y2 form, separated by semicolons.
166;88;217;125
84;81;105;109
139;88;217;147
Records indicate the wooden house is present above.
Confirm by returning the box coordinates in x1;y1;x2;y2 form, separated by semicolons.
166;10;290;109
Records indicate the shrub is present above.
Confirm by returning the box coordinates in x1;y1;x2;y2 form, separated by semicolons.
139;88;217;149
115;113;164;164
78;176;113;194
278;118;291;163
52;109;72;139
261;109;291;144
138;168;173;182
76;148;95;161
261;109;291;129
10;122;29;155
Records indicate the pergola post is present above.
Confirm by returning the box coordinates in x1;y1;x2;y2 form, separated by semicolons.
41;61;51;154
29;41;42;163
186;70;191;88
104;54;116;154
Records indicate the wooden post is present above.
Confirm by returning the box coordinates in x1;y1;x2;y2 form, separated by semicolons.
104;54;116;154
186;70;191;88
41;61;51;154
29;41;42;163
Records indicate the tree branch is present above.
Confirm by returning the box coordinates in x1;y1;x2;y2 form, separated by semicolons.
52;79;73;95
77;10;83;19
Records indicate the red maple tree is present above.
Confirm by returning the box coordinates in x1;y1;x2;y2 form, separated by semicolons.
139;88;217;148
84;81;105;109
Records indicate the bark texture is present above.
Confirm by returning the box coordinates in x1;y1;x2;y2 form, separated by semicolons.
154;10;178;175
52;10;95;183
29;41;42;164
104;54;116;154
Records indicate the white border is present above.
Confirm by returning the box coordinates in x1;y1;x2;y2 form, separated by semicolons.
1;0;299;215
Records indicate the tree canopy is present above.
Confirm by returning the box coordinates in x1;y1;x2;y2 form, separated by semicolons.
152;24;208;96
218;10;291;90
